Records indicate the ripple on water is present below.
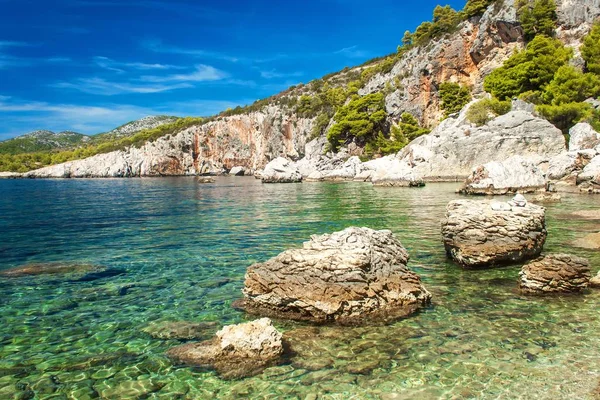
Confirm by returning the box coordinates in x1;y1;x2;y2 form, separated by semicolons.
0;177;599;399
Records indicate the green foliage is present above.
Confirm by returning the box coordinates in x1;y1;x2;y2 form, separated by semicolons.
402;31;412;46
327;93;387;152
541;65;600;105
466;98;512;126
536;102;594;133
582;21;600;75
463;0;495;18
517;0;557;41
364;112;429;158
0;117;203;172
0;131;88;155
439;82;472;116
310;113;332;140
483;35;572;100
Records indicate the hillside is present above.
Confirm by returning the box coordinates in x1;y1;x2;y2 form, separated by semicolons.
3;0;600;176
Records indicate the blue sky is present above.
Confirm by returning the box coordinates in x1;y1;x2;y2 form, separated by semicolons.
0;0;466;140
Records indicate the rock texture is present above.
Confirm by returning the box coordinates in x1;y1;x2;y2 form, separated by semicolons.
519;254;591;294
569;123;600;151
590;272;600;288
260;157;302;183
441;200;547;268
166;318;283;379
459;155;546;195
237;227;432;324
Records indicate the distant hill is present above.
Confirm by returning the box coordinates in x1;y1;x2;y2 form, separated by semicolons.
0;115;179;155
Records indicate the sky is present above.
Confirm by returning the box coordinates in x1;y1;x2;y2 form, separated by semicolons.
0;0;466;140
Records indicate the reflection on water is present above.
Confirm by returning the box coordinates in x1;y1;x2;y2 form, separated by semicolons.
0;177;599;399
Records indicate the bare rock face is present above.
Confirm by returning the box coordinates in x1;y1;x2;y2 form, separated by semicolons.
441;200;547;268
166;318;283;379
229;166;246;176
519;254;591;294
238;227;432;324
569;123;600;151
459;155;546;195
260;157;302;183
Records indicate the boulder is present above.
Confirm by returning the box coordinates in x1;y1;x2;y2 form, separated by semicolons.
547;150;596;181
590;272;600;288
519;254;591;294
441;199;547;268
196;176;215;183
229;166;246;176
459;156;546;195
261;157;302;183
573;232;600;249
166;318;283;379
370;159;425;187
237;227;431;324
569;123;600;151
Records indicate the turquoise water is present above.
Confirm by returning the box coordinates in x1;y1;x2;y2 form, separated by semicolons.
0;177;599;399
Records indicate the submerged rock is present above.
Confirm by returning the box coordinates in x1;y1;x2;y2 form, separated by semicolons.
196;176;215;183
573;232;600;250
261;157;302;183
237;227;432;324
590;272;600;288
441;200;547;268
0;262;106;278
142;320;218;340
531;193;562;203
519;254;591;294
166;318;283;379
459;156;546;195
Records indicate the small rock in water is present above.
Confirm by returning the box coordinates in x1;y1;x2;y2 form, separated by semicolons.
197;176;215;184
531;193;561;203
166;318;283;379
508;194;528;207
73;268;127;282
519;254;591;294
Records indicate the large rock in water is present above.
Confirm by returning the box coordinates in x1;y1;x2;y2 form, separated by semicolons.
441;199;547;268
519;254;591;294
237;227;432;324
166;318;283;379
459;155;546;195
260;157;302;183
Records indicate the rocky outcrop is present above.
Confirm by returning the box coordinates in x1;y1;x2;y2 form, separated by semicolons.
229;166;246;176
459;155;546;195
519;254;591;294
260;157;302;183
441;199;547;268
166;318;283;379
0;171;22;178
237;227;431;324
569;123;600;151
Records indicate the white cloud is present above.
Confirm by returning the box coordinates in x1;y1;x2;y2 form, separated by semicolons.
260;69;303;79
93;56;187;73
51;77;194;95
143;39;240;62
334;45;370;59
140;64;228;83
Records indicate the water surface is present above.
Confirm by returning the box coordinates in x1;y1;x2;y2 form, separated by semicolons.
0;177;599;399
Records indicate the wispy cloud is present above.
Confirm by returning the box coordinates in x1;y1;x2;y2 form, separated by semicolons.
0;40;30;49
334;45;370;59
140;64;228;83
143;39;240;62
260;69;303;79
51;77;193;95
93;56;187;73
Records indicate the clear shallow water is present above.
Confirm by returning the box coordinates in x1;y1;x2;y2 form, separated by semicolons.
0;177;599;399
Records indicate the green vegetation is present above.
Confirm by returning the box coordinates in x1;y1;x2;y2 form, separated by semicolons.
463;0;496;18
516;0;557;41
0;131;88;155
0;117;203;173
364;112;430;158
582;21;600;74
327;93;387;152
466;98;512;125
439;82;472;117
483;35;572;100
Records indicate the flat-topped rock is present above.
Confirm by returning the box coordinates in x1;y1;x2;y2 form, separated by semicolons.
519;254;591;294
459;156;546;195
237;227;432;324
166;318;283;379
441;199;547;268
261;157;302;183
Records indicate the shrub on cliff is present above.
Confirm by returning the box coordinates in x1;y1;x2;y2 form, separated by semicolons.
517;0;557;41
466;98;512;126
536;102;594;133
439;82;472;117
363;112;429;157
464;0;496;18
483;35;572;100
541;65;600;105
327;93;387;152
582;21;600;74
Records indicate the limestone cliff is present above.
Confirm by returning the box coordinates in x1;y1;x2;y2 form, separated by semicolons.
24;0;600;178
